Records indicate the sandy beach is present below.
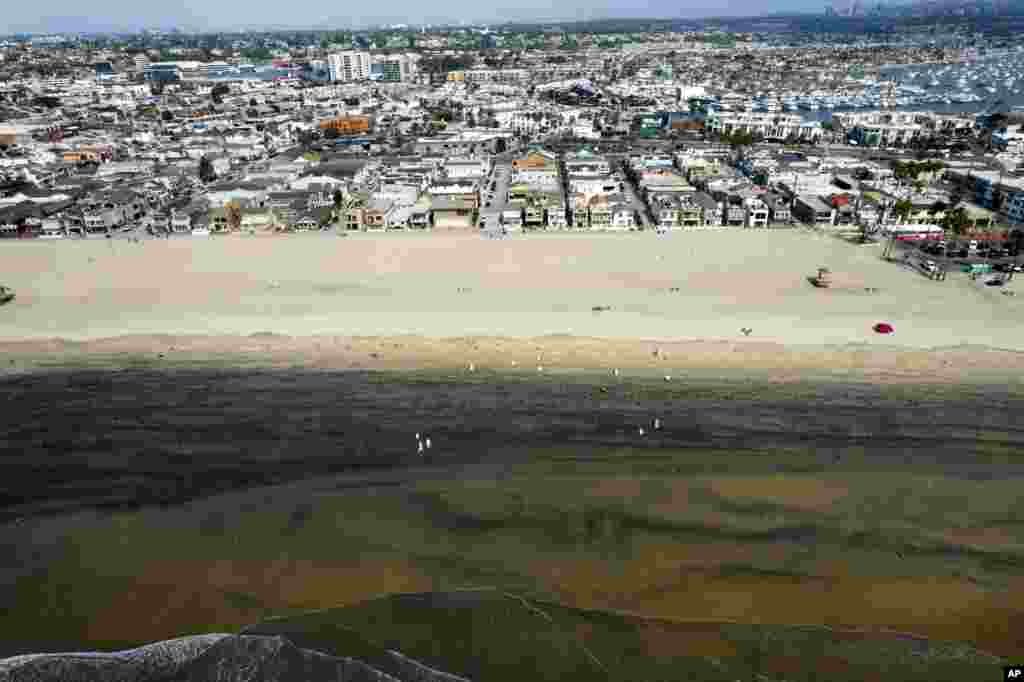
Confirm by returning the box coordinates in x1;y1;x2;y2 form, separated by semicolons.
5;230;1024;668
2;230;1024;379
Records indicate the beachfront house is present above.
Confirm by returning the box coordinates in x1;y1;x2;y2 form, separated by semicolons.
694;192;722;227
588;195;613;229
545;195;569;229
764;194;791;224
145;212;170;232
430;197;476;230
792;195;835;227
364;198;399;231
523;198;546;229
570;194;591;229
502;206;524;231
830;195;857;228
650;193;680;229
610;201;635;230
745;197;770;228
170;211;196;233
719;194;747;227
240;207;278;232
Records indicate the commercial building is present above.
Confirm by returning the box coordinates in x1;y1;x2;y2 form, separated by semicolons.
142;61;203;81
205;62;234;79
375;55;416;83
319;115;371;135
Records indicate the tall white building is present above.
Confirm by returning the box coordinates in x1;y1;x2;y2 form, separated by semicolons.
327;51;371;82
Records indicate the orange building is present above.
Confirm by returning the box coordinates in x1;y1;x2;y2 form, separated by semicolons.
319;115;370;134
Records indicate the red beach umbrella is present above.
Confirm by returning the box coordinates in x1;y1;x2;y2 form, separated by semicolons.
873;322;894;334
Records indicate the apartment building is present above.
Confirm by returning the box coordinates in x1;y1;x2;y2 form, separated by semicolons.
944;167;1024;220
327;51;371;83
414;132;509;156
833;111;924;147
705;112;823;141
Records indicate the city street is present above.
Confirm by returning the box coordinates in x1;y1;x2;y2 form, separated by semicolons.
479;158;512;230
609;155;651;229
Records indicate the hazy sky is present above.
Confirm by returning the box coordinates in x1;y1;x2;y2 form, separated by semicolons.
5;0;813;33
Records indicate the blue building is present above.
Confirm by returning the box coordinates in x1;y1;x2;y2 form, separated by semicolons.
94;62;114;80
143;62;181;82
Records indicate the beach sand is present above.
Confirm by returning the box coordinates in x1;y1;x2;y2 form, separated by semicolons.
2;230;1023;380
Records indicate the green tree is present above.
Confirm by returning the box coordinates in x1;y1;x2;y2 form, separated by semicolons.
941;206;972;235
241;47;272;62
1010;228;1024;256
198;155;216;183
893;199;913;222
211;83;230;104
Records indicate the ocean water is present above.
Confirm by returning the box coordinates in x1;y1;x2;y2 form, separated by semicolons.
798;47;1024;121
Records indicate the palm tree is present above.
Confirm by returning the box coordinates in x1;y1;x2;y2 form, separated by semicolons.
940;206;972;236
225;201;242;232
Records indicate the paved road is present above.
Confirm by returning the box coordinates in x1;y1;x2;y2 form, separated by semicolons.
479;160;512;229
893;239;1023;273
608;155;650;229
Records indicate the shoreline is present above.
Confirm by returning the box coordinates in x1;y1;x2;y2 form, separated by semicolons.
4;333;1024;385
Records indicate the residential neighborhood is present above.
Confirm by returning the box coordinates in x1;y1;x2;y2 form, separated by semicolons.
0;22;1022;252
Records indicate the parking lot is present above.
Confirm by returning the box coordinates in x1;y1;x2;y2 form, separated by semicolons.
896;239;1022;275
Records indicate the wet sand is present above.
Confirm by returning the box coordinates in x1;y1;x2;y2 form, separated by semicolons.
2;368;1023;659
